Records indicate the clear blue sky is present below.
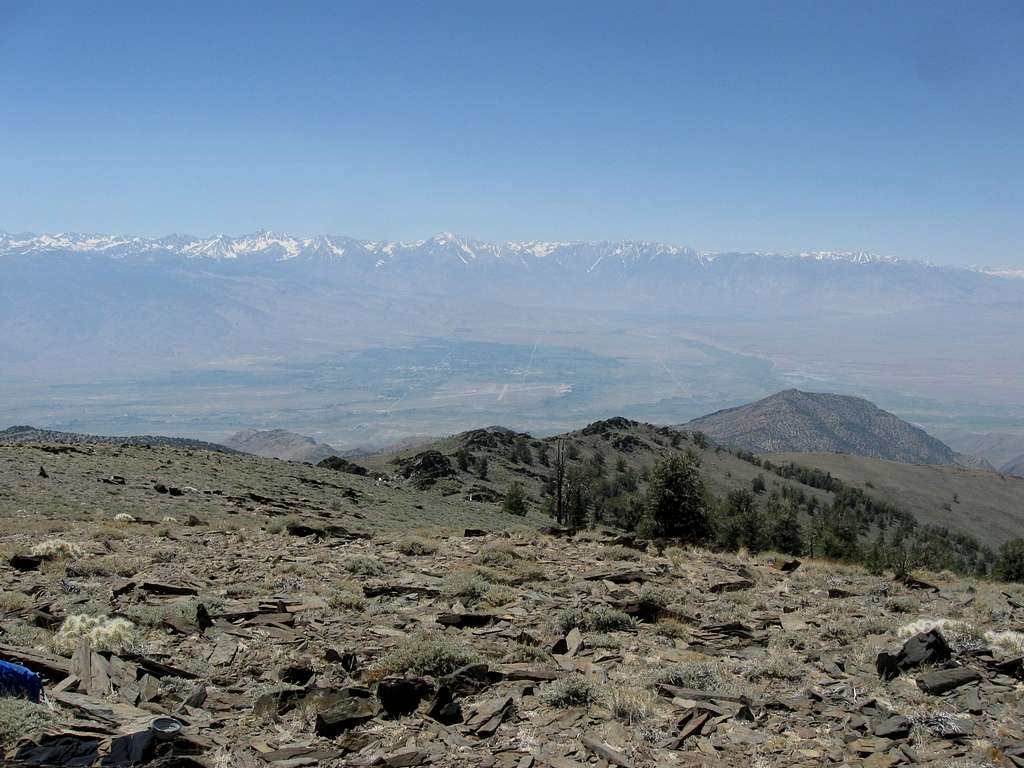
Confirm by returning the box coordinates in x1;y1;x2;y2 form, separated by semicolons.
1;1;1022;266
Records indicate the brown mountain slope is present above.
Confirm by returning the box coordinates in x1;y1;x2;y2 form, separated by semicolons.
935;429;1024;470
767;451;1024;549
1001;454;1024;478
221;429;344;463
684;389;957;465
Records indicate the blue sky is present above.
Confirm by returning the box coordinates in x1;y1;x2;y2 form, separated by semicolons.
1;1;1022;266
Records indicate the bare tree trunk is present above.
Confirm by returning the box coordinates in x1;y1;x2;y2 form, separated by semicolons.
553;438;567;526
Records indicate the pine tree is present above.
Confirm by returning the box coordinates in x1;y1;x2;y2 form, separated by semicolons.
503;481;528;516
994;538;1024;583
566;470;590;530
767;499;803;555
640;453;710;541
536;443;550;467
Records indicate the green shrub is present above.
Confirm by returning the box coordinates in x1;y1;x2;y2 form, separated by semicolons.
502;642;551;663
443;570;513;606
370;634;481;679
648;662;747;697
555;606;636;634
598;544;641;562
124;600;205;627
540;674;603;707
327;579;368;611
396;536;437;556
0;698;58;751
477;543;518;566
340;556;387;577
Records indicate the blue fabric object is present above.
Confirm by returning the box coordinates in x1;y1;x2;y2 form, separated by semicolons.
0;659;43;702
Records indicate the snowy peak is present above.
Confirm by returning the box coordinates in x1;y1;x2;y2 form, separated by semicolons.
0;230;1014;281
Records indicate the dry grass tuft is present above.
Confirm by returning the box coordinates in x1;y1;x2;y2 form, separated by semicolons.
30;539;85;560
742;647;805;683
598;544;642;562
70;554;144;577
648;661;748;698
53;614;137;655
0;591;33;612
608;684;656;723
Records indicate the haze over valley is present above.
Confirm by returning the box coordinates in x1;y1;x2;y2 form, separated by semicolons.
3;231;1022;450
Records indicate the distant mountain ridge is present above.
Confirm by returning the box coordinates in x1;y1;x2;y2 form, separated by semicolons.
935;429;1024;473
4;230;1018;327
1000;455;1024;478
0;229;906;266
0;425;235;453
684;390;960;465
221;429;348;463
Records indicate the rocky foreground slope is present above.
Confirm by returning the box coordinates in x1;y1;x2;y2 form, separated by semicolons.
0;443;1023;766
1;521;1024;767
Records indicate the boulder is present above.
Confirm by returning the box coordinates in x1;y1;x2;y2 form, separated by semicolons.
377;677;433;717
317;456;370;476
876;629;952;680
315;694;379;737
426;685;463;725
394;450;454;489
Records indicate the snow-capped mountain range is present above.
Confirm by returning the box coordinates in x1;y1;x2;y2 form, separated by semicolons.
5;229;1018;323
0;229;916;269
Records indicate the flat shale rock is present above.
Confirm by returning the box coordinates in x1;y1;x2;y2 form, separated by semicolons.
916;666;982;695
465;695;514;736
314;695;380;737
872;715;911;739
710;579;755;594
580;567;646;583
436;612;501;628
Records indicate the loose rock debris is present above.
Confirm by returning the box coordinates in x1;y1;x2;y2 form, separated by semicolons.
2;522;1024;766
